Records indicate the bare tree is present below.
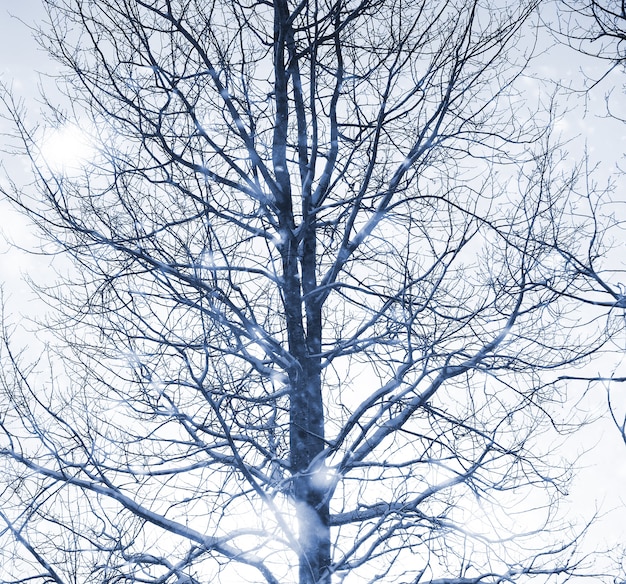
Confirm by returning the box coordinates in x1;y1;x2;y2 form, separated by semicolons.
556;0;626;64
549;0;626;451
0;0;618;583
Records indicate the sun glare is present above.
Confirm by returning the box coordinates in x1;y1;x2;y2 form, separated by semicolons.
39;123;95;174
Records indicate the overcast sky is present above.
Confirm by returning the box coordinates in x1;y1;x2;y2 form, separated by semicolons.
1;0;625;574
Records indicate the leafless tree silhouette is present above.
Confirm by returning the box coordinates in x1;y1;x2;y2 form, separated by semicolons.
0;0;619;583
558;0;626;63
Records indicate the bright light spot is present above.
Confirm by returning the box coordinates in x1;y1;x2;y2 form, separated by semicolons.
39;123;95;174
310;465;339;491
147;378;166;397
269;370;288;385
198;249;215;268
272;230;286;247
249;325;265;340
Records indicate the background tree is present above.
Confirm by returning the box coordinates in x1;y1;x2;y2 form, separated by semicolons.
0;0;619;583
551;0;626;450
557;0;626;65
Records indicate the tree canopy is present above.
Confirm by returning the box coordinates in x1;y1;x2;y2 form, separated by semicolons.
0;1;624;583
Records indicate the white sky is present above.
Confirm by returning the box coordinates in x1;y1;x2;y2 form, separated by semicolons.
0;0;49;314
1;0;625;579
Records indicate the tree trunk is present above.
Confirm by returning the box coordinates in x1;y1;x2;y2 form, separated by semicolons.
272;0;331;579
281;237;329;584
291;368;330;584
282;231;329;583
